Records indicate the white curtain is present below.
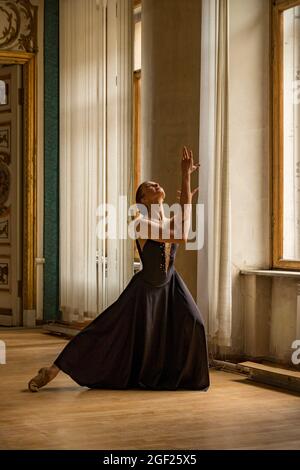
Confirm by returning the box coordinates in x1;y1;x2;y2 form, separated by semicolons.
60;0;133;321
198;0;232;348
106;0;134;307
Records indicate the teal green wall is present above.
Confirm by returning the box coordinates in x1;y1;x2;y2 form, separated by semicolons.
43;0;60;321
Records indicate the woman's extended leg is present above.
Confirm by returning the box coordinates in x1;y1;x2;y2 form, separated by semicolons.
28;364;60;392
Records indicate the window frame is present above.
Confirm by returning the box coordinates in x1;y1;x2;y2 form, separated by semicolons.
272;0;300;269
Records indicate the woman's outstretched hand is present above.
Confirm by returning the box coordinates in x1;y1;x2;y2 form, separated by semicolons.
181;146;201;175
178;146;200;200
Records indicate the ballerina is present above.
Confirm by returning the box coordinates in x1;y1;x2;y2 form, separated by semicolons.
28;146;209;392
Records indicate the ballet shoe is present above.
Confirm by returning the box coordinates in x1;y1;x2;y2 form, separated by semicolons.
28;367;52;392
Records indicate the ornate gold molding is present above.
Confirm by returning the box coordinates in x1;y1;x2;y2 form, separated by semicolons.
23;54;36;309
0;50;37;312
0;0;38;53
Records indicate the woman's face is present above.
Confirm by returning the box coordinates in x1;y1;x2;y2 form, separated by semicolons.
141;181;165;206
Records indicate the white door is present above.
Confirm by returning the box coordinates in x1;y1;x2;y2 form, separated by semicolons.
0;65;23;326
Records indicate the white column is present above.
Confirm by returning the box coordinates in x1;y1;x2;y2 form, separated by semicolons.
141;0;202;300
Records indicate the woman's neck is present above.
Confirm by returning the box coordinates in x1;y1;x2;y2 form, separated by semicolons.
146;201;164;221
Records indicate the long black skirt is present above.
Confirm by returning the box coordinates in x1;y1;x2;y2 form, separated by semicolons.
54;270;210;391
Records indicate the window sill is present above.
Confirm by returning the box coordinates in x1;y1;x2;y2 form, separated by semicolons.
240;269;300;279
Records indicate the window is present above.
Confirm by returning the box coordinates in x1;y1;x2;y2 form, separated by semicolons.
273;0;300;269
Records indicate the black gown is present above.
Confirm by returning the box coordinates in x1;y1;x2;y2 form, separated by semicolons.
53;239;210;391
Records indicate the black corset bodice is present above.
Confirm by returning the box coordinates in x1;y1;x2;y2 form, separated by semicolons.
136;238;179;287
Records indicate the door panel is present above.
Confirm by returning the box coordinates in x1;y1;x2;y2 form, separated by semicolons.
0;65;22;326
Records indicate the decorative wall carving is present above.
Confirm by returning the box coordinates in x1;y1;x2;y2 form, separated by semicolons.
0;122;10;152
0;0;38;53
0;121;11;219
0;257;10;290
0;218;9;242
0;151;10;165
0;161;10;206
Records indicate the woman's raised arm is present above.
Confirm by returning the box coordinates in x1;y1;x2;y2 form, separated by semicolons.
133;146;200;244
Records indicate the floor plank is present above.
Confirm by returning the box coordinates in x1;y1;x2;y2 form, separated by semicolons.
240;361;300;379
0;329;300;450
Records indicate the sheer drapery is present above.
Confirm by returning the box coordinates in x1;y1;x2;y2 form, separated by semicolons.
198;0;232;348
59;0;133;321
